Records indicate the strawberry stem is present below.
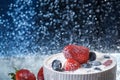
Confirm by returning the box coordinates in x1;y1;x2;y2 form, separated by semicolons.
8;73;16;80
13;66;19;72
8;67;19;80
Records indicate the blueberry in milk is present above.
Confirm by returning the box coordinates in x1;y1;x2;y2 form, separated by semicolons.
94;67;102;71
89;52;96;61
91;61;102;66
52;59;62;71
82;63;92;68
104;55;110;59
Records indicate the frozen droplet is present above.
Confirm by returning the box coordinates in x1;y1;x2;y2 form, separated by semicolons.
96;9;100;13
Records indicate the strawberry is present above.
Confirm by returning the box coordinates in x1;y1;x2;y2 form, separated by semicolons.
63;44;89;64
9;68;36;80
16;69;36;80
64;58;80;71
37;67;44;80
103;60;112;66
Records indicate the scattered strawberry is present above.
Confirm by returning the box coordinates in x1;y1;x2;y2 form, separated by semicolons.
63;44;89;64
64;58;80;71
103;60;112;66
9;68;36;80
37;67;44;80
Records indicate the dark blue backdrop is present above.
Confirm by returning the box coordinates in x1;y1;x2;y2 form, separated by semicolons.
0;0;120;56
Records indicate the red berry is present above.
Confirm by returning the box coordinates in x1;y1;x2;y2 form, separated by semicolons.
103;60;112;66
16;69;36;80
63;44;89;64
64;58;80;71
37;67;44;80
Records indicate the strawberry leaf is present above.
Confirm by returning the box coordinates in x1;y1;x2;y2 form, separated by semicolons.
8;73;16;80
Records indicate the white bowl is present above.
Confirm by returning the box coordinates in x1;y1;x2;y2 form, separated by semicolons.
43;52;117;80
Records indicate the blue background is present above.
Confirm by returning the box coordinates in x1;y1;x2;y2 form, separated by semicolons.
0;0;120;56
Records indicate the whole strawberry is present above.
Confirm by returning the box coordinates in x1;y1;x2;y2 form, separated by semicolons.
9;68;36;80
63;44;89;64
64;58;80;71
16;69;36;80
37;67;44;80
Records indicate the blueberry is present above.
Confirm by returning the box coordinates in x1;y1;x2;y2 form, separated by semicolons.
89;52;96;61
82;63;92;68
104;55;110;59
94;67;102;71
52;59;62;71
91;61;102;66
56;68;64;72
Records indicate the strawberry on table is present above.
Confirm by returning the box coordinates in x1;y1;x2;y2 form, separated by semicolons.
64;58;80;71
16;69;36;80
9;68;36;80
37;67;44;80
63;44;89;64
